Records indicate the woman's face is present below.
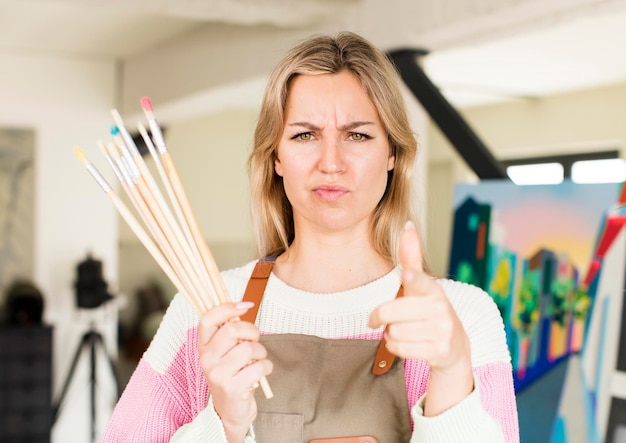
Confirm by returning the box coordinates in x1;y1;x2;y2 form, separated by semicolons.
275;71;395;236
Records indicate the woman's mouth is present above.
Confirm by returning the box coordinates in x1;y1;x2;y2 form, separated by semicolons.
313;185;349;201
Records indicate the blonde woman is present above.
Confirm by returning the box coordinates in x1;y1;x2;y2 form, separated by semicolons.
103;31;519;443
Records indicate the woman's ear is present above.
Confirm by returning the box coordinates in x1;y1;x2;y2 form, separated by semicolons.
275;157;284;176
387;155;395;171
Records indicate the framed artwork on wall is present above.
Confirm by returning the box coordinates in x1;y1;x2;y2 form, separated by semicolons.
448;179;625;443
0;127;35;302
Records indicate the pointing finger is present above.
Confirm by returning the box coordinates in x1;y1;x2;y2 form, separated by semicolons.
400;220;424;278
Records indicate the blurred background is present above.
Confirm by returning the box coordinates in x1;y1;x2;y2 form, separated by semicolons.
1;0;626;441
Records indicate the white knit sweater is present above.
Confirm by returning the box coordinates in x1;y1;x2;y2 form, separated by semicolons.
103;260;519;443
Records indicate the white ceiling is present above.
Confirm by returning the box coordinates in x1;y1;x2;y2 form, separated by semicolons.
0;0;358;58
2;0;626;109
424;6;626;107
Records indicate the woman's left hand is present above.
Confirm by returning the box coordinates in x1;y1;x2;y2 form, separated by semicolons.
369;221;473;415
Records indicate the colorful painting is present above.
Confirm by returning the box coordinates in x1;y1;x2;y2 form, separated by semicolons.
448;179;625;442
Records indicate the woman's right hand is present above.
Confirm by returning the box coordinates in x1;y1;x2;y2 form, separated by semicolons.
198;301;273;442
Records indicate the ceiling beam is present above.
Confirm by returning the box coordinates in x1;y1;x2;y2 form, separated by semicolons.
389;49;508;180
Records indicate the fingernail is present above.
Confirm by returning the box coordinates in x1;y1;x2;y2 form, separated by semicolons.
235;301;255;310
403;269;416;283
404;220;416;231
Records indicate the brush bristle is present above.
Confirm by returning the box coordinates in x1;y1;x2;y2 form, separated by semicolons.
140;97;153;113
137;122;148;137
111;109;123;126
97;140;108;156
107;142;120;159
74;147;86;163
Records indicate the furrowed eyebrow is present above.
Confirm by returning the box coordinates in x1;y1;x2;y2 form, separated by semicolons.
287;121;375;131
287;122;321;131
340;121;375;131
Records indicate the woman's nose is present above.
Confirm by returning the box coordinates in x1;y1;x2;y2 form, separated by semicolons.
318;136;345;174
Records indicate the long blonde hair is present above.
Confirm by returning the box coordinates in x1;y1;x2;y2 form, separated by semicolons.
248;31;418;264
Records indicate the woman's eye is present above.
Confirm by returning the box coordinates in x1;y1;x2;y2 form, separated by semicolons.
349;132;371;141
292;132;312;141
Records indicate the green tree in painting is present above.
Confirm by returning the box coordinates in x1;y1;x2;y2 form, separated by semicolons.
516;272;539;337
490;257;512;325
572;287;591;320
456;260;476;286
551;278;573;326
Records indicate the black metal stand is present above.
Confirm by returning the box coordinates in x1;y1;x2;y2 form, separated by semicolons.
51;324;120;443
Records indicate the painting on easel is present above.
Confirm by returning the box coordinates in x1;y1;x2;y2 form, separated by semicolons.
448;179;625;443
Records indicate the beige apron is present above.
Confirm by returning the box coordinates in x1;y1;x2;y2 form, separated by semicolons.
240;260;412;443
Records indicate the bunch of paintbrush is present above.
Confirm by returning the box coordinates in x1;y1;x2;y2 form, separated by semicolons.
74;97;272;398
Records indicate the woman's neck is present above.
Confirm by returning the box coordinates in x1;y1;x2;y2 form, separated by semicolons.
273;233;394;293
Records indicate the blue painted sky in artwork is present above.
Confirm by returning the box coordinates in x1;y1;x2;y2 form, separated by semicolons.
452;179;622;269
453;180;620;215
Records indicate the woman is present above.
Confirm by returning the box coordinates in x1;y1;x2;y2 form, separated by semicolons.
102;31;519;442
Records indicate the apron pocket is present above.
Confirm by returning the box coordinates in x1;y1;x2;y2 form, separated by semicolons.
254;412;304;443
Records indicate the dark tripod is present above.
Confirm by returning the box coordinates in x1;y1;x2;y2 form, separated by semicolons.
51;323;120;443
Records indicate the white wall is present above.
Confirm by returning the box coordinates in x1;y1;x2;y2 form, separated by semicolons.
0;51;119;442
426;81;626;276
430;81;626;162
151;109;257;245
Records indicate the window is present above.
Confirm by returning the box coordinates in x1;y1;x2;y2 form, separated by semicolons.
506;163;564;185
571;158;626;183
501;150;625;185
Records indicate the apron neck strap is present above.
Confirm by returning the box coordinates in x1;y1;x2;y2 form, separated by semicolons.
239;259;403;376
239;260;274;324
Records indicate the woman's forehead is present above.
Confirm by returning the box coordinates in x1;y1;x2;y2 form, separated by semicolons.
283;72;380;126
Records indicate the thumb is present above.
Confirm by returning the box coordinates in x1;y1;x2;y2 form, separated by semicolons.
400;220;425;282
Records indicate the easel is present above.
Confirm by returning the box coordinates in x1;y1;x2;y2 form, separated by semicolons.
51;321;120;443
